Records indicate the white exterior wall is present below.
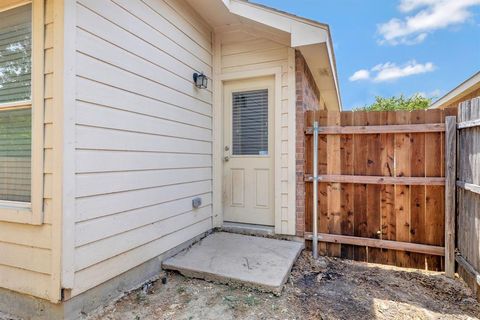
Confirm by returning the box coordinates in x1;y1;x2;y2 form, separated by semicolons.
216;27;296;235
71;0;213;296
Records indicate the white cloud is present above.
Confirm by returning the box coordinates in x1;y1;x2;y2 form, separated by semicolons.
417;89;442;98
373;60;435;82
398;0;438;12
378;0;480;45
349;69;370;81
349;60;436;83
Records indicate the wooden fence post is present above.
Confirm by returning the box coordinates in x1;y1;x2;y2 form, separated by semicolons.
445;116;457;278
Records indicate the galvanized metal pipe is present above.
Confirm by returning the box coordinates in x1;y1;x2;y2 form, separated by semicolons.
312;121;319;259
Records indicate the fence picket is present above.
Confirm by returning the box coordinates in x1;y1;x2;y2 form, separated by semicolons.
366;111;383;264
381;111;396;265
340;111;354;259
410;110;427;269
353;111;368;262
425;109;444;270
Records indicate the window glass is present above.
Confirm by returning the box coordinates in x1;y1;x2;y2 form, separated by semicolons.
232;89;268;156
0;4;32;104
0;4;32;203
0;107;31;202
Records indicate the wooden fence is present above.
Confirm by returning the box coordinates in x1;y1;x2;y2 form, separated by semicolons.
456;97;480;297
304;109;456;270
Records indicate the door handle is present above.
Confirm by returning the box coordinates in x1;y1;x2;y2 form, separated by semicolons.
224;156;230;162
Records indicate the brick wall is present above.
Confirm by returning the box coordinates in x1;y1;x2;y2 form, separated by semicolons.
295;50;322;237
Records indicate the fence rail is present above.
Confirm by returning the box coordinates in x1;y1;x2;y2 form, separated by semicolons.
304;109;456;270
304;233;445;256
304;174;445;186
305;123;445;134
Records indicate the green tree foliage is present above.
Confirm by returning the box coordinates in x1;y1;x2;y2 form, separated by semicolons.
355;94;432;112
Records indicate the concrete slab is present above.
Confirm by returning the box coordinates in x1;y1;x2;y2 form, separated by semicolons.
162;232;304;294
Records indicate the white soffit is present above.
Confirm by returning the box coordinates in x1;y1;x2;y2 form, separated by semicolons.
298;43;339;111
224;0;328;47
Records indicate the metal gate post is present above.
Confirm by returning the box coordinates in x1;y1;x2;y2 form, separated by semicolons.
312;121;319;259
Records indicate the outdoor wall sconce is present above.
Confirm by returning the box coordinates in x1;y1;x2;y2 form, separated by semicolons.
193;72;208;89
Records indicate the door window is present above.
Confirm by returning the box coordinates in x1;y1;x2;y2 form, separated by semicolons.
231;89;268;156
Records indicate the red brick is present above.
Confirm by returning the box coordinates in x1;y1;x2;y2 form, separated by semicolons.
295;50;321;238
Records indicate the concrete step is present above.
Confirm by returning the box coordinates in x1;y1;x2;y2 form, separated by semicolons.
162;232;304;294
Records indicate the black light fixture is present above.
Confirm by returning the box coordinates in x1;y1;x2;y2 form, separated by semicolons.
193;72;208;89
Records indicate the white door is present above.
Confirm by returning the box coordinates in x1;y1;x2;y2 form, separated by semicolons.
223;77;275;226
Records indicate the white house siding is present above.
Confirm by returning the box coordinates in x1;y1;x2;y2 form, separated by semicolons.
72;0;213;296
0;0;56;300
218;28;296;235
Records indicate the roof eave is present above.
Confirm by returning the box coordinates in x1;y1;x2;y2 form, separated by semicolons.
430;71;480;109
222;0;342;110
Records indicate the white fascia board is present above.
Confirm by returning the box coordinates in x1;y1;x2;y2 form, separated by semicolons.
430;71;480;109
225;0;328;47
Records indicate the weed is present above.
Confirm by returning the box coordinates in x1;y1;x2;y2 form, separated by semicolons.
135;291;147;303
177;286;186;294
244;294;258;306
223;295;238;309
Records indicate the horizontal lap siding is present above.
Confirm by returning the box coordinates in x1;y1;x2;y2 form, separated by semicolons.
72;0;213;296
0;0;54;300
220;30;295;234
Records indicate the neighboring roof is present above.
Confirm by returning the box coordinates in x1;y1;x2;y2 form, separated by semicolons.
430;71;480;109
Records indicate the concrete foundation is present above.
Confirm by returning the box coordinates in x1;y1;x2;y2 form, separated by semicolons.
0;231;210;320
162;232;304;294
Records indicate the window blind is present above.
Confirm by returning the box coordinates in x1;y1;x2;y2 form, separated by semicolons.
232;89;269;156
0;108;31;202
0;4;32;104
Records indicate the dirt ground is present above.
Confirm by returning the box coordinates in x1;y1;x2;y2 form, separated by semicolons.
84;251;480;320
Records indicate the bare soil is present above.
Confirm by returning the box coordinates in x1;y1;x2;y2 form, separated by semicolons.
87;252;480;319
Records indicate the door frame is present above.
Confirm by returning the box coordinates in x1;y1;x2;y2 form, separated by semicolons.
212;67;283;232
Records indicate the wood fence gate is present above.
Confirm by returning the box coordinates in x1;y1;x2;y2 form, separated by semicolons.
455;97;480;297
304;108;456;271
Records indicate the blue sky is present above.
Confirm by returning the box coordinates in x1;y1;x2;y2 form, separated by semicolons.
251;0;480;110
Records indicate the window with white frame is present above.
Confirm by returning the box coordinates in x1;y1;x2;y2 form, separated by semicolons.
0;3;32;204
